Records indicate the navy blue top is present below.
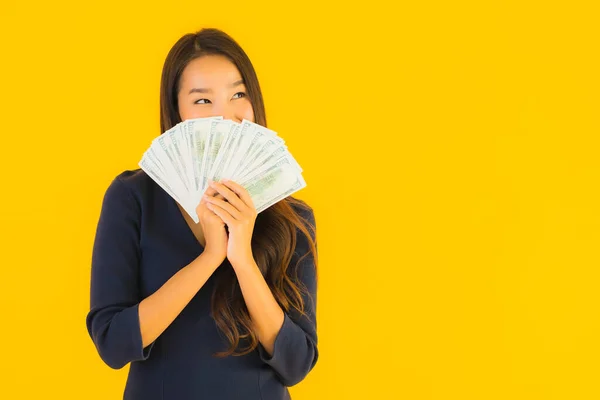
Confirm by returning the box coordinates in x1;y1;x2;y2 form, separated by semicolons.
86;169;318;400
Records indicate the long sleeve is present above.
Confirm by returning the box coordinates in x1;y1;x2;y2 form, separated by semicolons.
257;205;319;387
85;176;155;369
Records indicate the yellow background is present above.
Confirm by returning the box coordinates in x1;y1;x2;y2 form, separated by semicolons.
1;1;599;399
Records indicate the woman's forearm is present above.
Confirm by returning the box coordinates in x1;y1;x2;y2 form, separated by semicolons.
233;260;285;356
138;253;222;348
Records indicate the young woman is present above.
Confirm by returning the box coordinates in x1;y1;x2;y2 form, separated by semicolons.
86;28;319;400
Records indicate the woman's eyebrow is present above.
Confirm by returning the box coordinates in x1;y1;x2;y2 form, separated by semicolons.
188;79;245;95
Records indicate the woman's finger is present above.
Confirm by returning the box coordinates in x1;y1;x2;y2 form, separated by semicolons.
204;195;242;220
208;180;244;211
220;179;255;211
205;202;235;225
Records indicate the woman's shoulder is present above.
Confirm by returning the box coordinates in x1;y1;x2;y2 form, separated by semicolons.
110;168;155;194
113;168;150;187
102;168;158;208
285;197;316;244
287;196;315;222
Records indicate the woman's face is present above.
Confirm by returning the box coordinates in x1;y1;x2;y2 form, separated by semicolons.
177;54;254;123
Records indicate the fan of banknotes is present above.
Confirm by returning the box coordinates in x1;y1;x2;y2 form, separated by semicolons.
138;117;305;223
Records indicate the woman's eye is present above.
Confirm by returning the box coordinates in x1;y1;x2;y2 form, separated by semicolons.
195;93;245;104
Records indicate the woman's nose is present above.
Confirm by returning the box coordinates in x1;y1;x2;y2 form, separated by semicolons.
214;104;237;122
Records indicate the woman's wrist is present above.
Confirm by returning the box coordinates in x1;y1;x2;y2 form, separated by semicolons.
196;250;225;269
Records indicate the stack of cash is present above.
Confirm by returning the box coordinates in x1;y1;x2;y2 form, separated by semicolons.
139;117;305;223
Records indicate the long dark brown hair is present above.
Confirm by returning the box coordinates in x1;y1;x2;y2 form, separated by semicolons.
159;28;318;357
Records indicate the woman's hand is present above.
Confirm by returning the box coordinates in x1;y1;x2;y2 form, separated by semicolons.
196;186;228;264
203;179;257;268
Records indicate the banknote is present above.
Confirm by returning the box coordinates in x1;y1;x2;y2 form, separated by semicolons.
230;126;283;180
138;117;306;222
200;119;234;196
238;152;305;213
187;117;223;198
207;123;242;184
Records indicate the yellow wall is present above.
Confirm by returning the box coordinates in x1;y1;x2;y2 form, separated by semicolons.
1;1;599;399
